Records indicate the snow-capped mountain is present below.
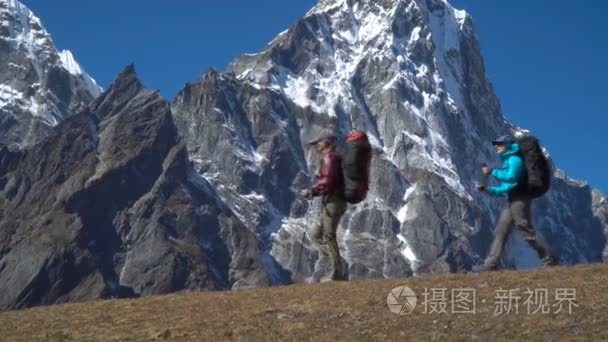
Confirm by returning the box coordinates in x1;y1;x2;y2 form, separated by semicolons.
1;0;607;310
0;0;100;148
173;0;608;281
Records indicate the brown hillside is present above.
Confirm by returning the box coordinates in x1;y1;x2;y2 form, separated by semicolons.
1;264;607;341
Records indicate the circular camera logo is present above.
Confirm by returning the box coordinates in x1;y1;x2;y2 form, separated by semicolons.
387;285;417;315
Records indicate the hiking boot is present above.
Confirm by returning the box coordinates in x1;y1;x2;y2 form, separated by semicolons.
542;256;558;267
471;264;497;273
320;265;347;283
320;273;346;283
320;275;335;283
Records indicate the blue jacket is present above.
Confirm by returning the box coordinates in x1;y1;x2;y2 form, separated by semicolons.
488;143;525;196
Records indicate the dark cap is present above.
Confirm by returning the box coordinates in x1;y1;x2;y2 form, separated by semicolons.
307;129;337;146
491;135;515;146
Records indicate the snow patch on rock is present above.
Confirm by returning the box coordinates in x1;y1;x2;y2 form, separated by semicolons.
58;50;102;96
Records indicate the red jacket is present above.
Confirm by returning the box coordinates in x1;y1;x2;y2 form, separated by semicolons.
312;150;344;197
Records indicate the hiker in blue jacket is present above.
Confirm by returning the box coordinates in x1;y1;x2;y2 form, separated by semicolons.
475;135;556;271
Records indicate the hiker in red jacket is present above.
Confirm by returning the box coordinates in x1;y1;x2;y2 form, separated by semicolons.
301;130;346;282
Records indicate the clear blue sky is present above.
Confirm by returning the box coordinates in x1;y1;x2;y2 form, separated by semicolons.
22;0;607;194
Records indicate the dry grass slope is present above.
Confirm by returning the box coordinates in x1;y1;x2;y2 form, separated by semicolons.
1;264;607;341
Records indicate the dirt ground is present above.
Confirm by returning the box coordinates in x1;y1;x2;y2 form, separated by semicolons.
1;263;607;341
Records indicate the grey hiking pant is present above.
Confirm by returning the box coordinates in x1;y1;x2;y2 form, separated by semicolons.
484;193;554;268
312;193;347;280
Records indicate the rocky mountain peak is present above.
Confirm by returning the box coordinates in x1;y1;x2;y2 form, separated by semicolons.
0;63;268;310
89;64;148;120
1;0;607;312
0;0;101;148
1;0;54;51
177;0;608;283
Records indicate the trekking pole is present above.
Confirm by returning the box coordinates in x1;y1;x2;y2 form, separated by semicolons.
295;225;307;282
294;195;311;283
477;163;490;191
291;182;311;280
482;163;490;187
293;157;318;282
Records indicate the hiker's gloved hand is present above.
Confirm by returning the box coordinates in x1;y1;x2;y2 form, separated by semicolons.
481;165;492;176
300;189;313;199
476;185;487;192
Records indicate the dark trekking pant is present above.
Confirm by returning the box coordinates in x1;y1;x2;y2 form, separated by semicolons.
484;193;555;268
311;193;347;280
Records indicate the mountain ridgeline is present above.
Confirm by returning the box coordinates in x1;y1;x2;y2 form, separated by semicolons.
0;0;100;148
0;0;606;310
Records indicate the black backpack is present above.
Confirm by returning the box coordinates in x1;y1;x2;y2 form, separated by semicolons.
516;135;552;198
342;131;372;204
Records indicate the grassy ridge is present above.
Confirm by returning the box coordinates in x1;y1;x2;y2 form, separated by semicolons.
1;264;607;340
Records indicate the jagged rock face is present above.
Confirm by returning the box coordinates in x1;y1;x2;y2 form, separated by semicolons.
1;0;607;311
592;190;608;261
0;0;101;148
0;67;268;310
173;0;608;283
